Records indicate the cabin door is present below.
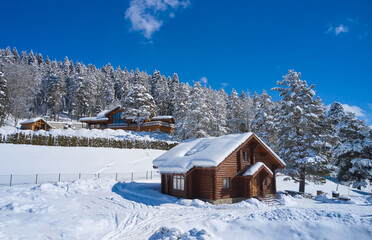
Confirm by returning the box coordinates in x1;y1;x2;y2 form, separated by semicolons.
251;178;258;197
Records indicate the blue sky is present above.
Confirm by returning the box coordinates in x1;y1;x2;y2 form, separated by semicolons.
0;0;371;123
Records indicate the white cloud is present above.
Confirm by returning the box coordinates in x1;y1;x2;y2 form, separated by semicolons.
342;104;365;117
200;76;208;84
326;24;349;35
335;24;349;35
221;82;229;87
125;0;190;39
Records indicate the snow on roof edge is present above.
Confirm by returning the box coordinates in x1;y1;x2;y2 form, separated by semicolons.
242;162;273;176
96;105;121;118
79;117;109;122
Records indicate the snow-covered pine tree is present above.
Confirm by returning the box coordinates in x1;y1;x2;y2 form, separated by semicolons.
113;66;125;101
100;63;115;108
226;88;242;134
168;73;180;115
150;70;161;97
209;88;228;137
73;63;92;118
154;75;170;116
173;82;191;140
181;82;212;139
11;47;20;64
328;102;372;188
123;81;156;130
0;71;9;126
272;70;336;192
250;90;276;148
239;90;253;133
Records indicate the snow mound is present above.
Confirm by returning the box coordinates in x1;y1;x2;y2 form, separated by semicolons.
149;227;212;240
232;198;267;209
177;199;211;208
277;194;297;206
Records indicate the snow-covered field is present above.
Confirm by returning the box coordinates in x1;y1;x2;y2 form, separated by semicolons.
0;144;371;240
0;144;165;175
0;177;371;240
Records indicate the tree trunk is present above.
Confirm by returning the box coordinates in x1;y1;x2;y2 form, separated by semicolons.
299;174;306;193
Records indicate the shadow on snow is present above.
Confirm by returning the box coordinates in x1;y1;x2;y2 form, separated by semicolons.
112;182;179;206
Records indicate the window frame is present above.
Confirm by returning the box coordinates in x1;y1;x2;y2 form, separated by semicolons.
242;151;249;162
112;112;124;125
173;175;185;191
223;177;231;189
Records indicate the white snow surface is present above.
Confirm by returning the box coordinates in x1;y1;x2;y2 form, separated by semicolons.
0;144;165;174
242;162;273;176
153;132;284;173
0;176;371;240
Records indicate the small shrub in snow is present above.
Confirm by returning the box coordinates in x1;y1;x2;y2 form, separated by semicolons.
149;227;211;240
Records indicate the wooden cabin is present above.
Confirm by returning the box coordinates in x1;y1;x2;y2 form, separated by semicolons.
20;118;52;131
79;106;175;133
153;133;285;204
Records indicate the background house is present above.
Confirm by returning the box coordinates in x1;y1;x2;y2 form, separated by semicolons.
79;106;175;133
153;133;285;204
20;118;52;131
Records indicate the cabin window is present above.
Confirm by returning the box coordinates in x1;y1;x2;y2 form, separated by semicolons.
173;175;184;191
242;152;249;162
113;112;124;125
223;177;231;189
264;178;267;186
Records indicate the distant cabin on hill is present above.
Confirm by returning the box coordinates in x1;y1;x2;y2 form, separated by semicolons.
153;133;285;204
20;118;52;131
79;106;175;133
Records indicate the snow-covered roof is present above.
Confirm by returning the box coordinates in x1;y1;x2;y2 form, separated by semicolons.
79;105;121;122
153;133;285;173
79;116;109;122
97;105;121;118
20;117;43;124
20;117;50;125
20;117;53;128
151;116;174;120
242;162;273;176
153;133;253;173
